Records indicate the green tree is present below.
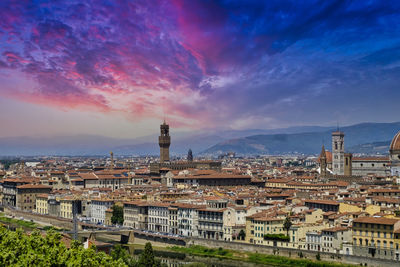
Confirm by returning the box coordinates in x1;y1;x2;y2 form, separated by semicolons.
111;204;124;225
111;244;137;267
0;227;127;266
283;216;292;237
138;242;164;267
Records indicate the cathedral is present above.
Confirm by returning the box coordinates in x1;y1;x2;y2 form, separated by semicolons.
319;130;400;178
390;131;400;176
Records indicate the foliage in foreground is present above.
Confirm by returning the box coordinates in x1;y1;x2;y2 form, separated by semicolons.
111;243;167;267
0;227;126;266
171;245;356;267
0;227;167;267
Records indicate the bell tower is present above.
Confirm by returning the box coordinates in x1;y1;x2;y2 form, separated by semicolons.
332;131;345;175
159;121;171;163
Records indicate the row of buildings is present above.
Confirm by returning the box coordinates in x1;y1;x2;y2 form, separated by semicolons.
0;123;400;262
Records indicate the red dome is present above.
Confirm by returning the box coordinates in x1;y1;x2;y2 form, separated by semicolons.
390;131;400;151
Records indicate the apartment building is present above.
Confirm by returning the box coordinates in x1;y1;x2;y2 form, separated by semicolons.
35;194;49;215
197;208;224;240
148;202;170;233
90;199;114;225
353;217;400;260
123;201;148;230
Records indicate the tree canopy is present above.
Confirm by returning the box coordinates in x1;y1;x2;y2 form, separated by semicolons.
0;226;169;267
0;227;126;266
283;216;292;237
111;204;124;225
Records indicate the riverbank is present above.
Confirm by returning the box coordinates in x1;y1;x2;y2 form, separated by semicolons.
169;245;357;267
0;213;38;229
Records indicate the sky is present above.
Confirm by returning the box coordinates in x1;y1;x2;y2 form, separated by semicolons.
0;0;400;139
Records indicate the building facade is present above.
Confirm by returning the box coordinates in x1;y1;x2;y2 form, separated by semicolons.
90;199;114;225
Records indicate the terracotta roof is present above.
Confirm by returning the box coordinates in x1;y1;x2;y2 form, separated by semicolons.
17;184;52;189
322;226;349;232
305;199;340;205
353;217;400;225
179;174;251;179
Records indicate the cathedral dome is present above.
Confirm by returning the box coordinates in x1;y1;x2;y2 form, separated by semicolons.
390;131;400;152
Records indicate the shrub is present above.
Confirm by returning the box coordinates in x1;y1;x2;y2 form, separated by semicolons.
263;233;290;242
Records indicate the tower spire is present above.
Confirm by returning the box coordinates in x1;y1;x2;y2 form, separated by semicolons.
319;144;327;178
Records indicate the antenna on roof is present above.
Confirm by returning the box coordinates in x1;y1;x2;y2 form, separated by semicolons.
162;106;166;124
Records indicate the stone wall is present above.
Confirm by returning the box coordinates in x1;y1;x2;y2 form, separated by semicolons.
187;237;399;267
3;207;74;230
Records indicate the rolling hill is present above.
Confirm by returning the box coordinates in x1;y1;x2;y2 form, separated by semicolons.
202;122;400;156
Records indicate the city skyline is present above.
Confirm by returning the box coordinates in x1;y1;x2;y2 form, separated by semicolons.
1;1;400;138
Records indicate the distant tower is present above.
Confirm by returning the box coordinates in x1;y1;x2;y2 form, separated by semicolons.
344;153;352;176
187;149;193;162
332;131;345;175
110;151;114;169
319;145;327;178
159;121;171;163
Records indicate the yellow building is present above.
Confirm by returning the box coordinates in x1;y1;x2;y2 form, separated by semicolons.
305;209;324;224
245;212;285;245
35;194;49;215
353;217;400;260
339;203;361;214
339;203;380;216
105;208;113;226
60;198;74;219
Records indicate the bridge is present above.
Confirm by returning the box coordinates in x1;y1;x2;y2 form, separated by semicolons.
77;229;187;246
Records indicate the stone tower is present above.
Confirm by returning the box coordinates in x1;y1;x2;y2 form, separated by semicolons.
344;153;352;176
332;131;345;175
319;145;327;178
110;151;114;169
159;121;171;163
187;149;193;162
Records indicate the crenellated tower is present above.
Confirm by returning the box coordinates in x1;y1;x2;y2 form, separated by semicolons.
159;121;171;163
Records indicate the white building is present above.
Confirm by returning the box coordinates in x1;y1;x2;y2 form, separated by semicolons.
306;231;322;251
321;226;352;254
90;199;114;225
148;202;170;233
175;203;202;237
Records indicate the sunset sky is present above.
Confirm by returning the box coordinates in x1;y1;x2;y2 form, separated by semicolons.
0;0;399;138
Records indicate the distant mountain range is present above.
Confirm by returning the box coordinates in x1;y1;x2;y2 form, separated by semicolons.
202;122;400;156
0;122;398;156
